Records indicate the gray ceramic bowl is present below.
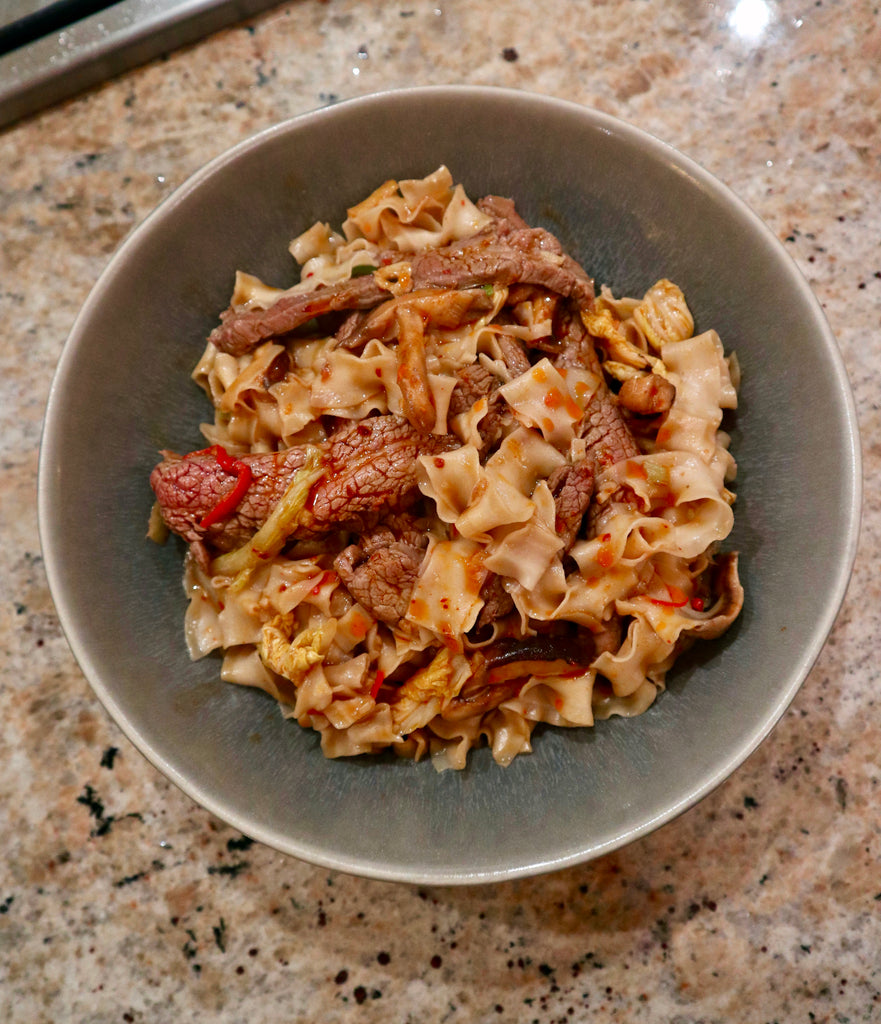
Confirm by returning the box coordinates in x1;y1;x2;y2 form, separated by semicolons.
39;87;860;884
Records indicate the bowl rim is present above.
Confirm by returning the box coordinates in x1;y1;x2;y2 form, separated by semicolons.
38;85;863;883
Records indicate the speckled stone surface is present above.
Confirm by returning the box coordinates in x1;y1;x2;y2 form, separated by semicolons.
1;1;879;1020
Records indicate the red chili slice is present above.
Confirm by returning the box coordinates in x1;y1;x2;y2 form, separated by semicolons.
193;445;253;529
370;670;385;700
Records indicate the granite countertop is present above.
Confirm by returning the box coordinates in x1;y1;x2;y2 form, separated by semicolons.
1;1;879;1020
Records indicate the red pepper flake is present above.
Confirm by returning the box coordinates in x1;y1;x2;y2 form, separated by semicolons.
195;445;253;529
690;597;705;611
310;571;337;596
434;457;446;468
370;670;385;700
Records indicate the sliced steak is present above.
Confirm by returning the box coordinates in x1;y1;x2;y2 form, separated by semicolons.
448;363;497;418
151;446;305;551
334;527;428;628
209;205;595;356
475;573;515;630
548;458;595;550
555;313;640;470
150;415;459;551
210;274;387;356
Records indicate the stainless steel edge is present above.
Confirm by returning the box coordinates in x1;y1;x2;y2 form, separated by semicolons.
0;0;281;130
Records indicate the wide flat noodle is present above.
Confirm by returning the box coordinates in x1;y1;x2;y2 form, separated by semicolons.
166;167;742;770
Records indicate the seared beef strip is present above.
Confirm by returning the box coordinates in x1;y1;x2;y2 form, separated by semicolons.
334;518;429;627
555;312;641;470
475;573;515;630
476;194;531;231
151;415;459;551
209;204;595;357
151;446;304;551
448;363;497;418
548;458;595;549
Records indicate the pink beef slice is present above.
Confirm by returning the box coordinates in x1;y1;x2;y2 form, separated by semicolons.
150;415;459;550
208;199;595;356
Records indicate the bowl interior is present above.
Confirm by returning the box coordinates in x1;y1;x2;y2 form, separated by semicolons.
39;87;860;883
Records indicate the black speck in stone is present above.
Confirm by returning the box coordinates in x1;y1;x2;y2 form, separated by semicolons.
207;861;249;878
213;918;227;952
502;46;519;62
377;951;391;965
743;795;759;809
0;896;13;914
430;954;442;968
226;835;254;852
335;969;349;984
100;747;119;770
77;786;104;818
114;871;147;888
354;986;368;1005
